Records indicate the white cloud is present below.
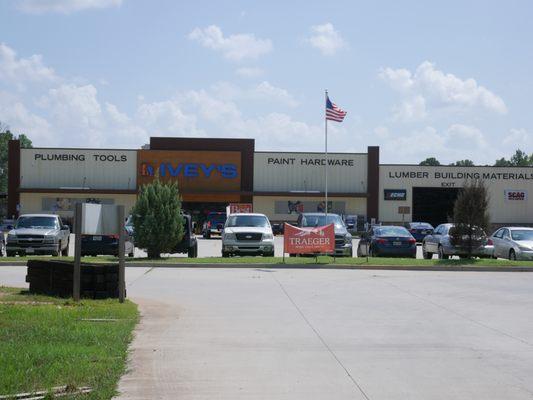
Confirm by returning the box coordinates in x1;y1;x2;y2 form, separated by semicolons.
235;67;264;78
188;25;272;61
380;61;507;117
0;43;57;87
252;81;298;107
444;124;486;149
392;95;426;122
307;23;347;56
502;128;531;147
17;0;122;14
0;98;51;142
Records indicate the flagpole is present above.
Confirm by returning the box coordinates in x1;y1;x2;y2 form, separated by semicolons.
324;89;328;221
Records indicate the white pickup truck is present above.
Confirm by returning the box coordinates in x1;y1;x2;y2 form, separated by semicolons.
6;214;70;257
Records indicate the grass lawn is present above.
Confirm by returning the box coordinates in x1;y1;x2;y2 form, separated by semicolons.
0;287;138;399
1;254;531;267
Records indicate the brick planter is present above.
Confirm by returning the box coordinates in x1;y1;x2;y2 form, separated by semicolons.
26;260;121;299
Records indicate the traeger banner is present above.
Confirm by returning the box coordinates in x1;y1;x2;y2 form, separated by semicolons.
283;223;335;254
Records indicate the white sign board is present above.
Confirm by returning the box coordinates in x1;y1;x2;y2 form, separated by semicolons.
505;190;527;201
81;203;121;235
21;149;137;190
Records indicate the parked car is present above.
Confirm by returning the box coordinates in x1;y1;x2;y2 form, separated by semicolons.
81;230;135;257
295;213;353;257
6;214;70;256
343;215;357;234
404;222;434;243
271;222;285;235
222;213;274;257
490;227;533;261
175;214;198;258
1;219;15;232
357;225;416;258
202;212;227;238
422;223;493;259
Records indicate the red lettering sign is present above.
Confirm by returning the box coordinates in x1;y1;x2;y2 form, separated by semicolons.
229;203;253;213
283;223;335;254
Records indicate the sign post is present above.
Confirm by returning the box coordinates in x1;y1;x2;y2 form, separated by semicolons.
117;205;125;303
73;202;82;302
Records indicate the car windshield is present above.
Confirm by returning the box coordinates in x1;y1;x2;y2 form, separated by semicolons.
227;215;269;228
411;223;433;229
511;230;533;241
16;216;58;229
208;214;226;223
375;226;410;237
301;215;344;229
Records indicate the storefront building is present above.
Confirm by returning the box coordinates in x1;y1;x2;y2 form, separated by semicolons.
253;146;379;223
380;165;533;228
7;137;533;229
8;141;137;224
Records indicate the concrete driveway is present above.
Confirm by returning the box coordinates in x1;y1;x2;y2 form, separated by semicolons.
115;267;533;399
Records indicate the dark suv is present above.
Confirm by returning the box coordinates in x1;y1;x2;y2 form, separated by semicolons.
176;214;198;258
295;213;353;257
202;212;227;239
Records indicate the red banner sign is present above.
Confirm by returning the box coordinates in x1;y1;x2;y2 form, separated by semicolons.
283;223;335;254
229;203;253;213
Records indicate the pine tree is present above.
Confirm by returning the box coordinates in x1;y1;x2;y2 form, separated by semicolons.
451;180;490;257
131;180;184;258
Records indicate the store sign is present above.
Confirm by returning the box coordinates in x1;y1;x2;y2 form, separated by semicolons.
140;162;238;179
384;189;407;201
229;203;253;213
21;149;137;190
283;223;335;254
386;170;533;181
137;150;241;191
398;206;411;214
504;190;527;201
275;200;344;215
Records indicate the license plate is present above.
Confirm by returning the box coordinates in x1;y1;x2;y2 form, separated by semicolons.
93;236;102;241
421;230;427;234
393;241;402;246
26;247;34;254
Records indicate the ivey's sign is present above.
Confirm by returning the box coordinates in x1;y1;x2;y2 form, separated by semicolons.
137;150;241;191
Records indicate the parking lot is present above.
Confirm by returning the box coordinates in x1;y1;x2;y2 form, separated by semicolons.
64;235;430;259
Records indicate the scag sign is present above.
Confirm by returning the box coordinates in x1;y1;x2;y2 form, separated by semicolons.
137;150;241;191
504;190;527;201
283;223;335;254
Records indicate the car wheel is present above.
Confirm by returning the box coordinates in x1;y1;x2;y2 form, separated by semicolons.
438;246;448;260
0;242;5;257
369;246;377;257
509;249;517;261
61;240;69;256
222;251;230;258
422;244;433;259
52;245;60;257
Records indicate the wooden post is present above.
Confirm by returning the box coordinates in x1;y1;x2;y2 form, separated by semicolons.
73;202;82;301
117;205;126;303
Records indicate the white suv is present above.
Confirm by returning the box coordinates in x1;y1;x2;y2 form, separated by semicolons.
222;213;274;257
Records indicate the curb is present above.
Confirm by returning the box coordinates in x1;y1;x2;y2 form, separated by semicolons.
1;261;532;272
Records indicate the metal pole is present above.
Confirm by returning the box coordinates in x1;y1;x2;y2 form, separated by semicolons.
73;202;82;301
325;90;328;220
117;205;125;303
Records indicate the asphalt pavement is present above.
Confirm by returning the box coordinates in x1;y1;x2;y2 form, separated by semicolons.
2;265;533;399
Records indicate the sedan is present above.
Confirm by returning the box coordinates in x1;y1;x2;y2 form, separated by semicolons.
422;223;493;259
491;227;533;260
404;222;434;243
357;226;416;258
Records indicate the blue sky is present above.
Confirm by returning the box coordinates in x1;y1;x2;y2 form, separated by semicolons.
0;0;532;164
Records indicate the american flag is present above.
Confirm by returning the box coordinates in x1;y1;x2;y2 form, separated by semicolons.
326;95;347;122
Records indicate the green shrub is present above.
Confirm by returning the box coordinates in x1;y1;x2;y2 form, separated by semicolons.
131;180;184;258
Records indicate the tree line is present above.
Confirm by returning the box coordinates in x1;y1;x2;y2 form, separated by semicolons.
419;149;533;167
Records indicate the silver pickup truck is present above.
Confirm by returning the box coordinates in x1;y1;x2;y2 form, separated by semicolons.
6;214;70;256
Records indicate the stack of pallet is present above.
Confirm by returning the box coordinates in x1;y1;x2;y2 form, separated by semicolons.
26;260;120;299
